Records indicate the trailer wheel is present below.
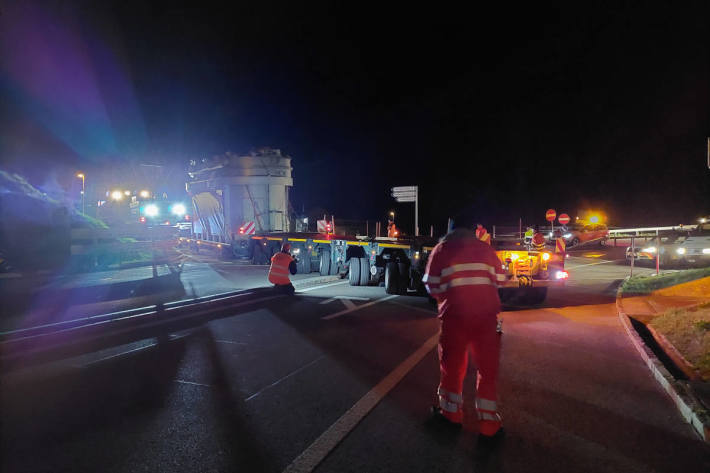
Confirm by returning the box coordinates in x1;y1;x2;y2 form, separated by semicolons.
320;250;331;276
296;256;309;274
397;262;410;293
329;258;339;276
385;262;400;294
359;257;370;286
348;258;361;286
523;287;547;305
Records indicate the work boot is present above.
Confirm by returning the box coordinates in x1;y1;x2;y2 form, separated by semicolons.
477;427;505;446
429;405;462;431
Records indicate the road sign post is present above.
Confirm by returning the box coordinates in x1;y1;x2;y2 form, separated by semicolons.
546;209;556;234
391;186;419;236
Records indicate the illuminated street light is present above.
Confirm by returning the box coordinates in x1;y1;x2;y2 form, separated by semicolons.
76;173;85;214
124;190;131;196
111;190;124;201
139;190;150;199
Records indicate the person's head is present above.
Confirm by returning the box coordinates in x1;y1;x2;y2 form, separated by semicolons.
476;223;483;229
281;242;291;254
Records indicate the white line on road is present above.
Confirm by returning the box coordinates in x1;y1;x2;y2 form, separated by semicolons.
81;342;157;366
297;281;349;293
244;355;325;402
282;332;439;473
215;339;248;345
319;296;371;303
175;379;212;387
321;295;399;320
567;259;624;269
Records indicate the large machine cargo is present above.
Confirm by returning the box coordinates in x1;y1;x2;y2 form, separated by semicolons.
186;148;293;242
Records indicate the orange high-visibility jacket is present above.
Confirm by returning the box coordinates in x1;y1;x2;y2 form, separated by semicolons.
269;252;294;285
423;229;505;319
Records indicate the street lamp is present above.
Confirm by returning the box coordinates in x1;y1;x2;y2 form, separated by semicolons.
76;173;85;214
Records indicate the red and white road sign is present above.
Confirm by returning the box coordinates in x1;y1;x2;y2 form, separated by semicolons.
317;219;330;233
239;221;256;235
546;209;557;222
558;213;570;225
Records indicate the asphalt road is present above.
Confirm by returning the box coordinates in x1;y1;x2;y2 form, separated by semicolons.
2;247;709;472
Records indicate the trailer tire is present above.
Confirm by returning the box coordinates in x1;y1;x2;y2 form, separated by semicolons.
348;258;361;286
320;250;331;276
329;258;339;276
296;256;309;274
385;262;400;295
571;237;580;247
397;262;410;293
359;257;370;286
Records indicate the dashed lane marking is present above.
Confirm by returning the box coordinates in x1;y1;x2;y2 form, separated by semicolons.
244;355;325;402
321;294;399;320
175;379;212;387
282;332;439;473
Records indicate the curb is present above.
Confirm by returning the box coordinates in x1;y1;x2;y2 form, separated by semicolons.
616;279;710;442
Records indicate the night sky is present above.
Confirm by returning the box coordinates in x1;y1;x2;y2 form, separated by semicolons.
1;2;708;232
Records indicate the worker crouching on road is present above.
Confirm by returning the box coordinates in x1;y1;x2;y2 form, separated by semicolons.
269;243;298;295
423;223;506;439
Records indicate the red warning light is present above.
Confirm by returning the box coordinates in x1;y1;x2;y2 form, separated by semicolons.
239;227;245;234
139;217;146;223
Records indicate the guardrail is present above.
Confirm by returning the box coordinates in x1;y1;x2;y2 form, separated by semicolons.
607;225;697;236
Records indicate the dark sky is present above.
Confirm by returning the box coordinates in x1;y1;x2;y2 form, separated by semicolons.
1;1;708;230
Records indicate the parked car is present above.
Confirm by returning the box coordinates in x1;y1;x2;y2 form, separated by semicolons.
561;223;609;247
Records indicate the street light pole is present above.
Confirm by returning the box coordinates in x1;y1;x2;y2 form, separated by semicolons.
76;173;85;214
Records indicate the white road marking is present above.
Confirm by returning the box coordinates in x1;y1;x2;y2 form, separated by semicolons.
319;296;369;310
321;295;399;320
567;259;623;269
244;355;325;401
282;333;439;473
388;300;438;315
175;379;212;387
81;342;157;366
297;281;349;293
215;339;248;345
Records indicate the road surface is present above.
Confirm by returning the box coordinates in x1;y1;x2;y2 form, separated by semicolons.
2;247;708;472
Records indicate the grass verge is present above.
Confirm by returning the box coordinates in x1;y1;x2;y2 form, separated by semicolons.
650;302;710;381
622;267;710;295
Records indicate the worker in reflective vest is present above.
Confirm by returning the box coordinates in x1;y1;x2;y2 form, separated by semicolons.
531;225;546;250
475;224;491;245
423;224;506;439
269;243;297;295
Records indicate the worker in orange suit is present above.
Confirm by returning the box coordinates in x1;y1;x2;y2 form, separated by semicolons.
423;222;506;440
269;243;297;295
531;225;546;250
475;223;491;245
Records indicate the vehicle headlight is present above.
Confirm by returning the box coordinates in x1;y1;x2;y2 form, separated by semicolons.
563;233;572;239
171;203;186;216
642;247;656;253
542;252;550;261
676;247;686;255
510;253;520;261
548;232;553;238
702;248;710;254
292;248;300;254
145;204;159;217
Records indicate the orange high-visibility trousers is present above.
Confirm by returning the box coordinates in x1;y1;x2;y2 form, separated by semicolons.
438;313;502;434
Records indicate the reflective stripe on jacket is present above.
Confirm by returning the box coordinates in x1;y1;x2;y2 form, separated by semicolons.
423;229;505;318
269;252;294;285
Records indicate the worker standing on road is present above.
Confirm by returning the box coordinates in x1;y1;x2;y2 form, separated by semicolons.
531;225;546;250
423;223;506;439
475;223;492;245
269;243;298;295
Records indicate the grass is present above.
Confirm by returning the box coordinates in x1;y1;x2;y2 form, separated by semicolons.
621;267;710;295
650;302;710;381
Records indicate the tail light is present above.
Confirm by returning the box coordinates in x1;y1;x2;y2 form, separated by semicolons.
139;216;146;223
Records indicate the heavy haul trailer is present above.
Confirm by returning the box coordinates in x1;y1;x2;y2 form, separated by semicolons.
244;232;438;295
